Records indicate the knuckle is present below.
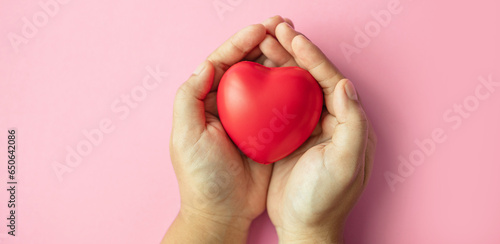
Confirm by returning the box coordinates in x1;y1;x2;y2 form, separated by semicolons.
349;114;368;133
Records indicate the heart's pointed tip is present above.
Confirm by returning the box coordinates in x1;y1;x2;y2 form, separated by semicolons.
250;158;275;165
262;161;275;165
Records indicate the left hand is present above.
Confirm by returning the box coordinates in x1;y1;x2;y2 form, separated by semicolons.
164;16;294;244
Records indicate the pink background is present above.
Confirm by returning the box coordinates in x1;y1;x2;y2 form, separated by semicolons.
1;0;499;243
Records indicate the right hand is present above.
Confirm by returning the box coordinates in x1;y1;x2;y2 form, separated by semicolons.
257;16;377;244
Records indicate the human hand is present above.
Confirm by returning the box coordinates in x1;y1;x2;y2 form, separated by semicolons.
258;17;377;244
163;17;292;244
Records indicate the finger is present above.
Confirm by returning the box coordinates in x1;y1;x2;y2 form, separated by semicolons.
172;61;214;139
319;113;338;139
245;15;289;61
244;46;263;61
274;22;297;56
262;15;288;37
276;23;344;115
324;79;368;183
204;91;218;117
254;54;268;66
262;59;277;67
284;17;294;28
245;16;295;62
208;24;267;91
259;34;298;67
291;33;345;116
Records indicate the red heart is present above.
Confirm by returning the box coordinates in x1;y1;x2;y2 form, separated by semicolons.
217;61;323;164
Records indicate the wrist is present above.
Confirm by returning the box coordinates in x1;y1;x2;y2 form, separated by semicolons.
177;205;252;243
276;224;344;244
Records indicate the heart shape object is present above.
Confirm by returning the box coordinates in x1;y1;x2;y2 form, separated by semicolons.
217;61;323;164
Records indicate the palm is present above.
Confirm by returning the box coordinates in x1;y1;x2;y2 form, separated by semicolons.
192;108;272;219
267;109;340;225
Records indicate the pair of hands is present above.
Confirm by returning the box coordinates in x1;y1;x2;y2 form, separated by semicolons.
163;16;376;244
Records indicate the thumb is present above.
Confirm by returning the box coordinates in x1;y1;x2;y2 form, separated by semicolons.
172;60;215;139
325;79;368;182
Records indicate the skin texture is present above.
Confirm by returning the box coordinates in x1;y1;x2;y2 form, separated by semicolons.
162;16;376;244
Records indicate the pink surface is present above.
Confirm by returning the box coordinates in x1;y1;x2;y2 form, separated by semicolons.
0;0;499;243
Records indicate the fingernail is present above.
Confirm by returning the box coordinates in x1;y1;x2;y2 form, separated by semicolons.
193;62;206;75
284;18;294;28
344;79;358;101
298;33;310;41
